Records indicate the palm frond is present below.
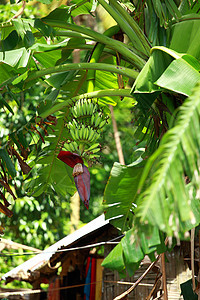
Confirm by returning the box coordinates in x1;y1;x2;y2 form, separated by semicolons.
136;82;200;238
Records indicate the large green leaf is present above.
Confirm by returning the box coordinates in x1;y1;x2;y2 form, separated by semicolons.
0;47;30;68
34;50;63;68
132;15;200;112
42;6;71;23
104;158;144;232
132;46;200;113
25;117;75;199
131;47;173;112
94;69;124;106
102;242;126;277
102;224;166;277
169;16;200;60
0;48;31;85
155;54;200;96
32;38;86;69
135;82;200;238
13;19;35;48
47;70;86;94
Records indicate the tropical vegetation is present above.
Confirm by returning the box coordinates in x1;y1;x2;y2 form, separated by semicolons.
0;0;200;280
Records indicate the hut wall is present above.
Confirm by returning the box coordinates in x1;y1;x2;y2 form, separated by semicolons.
102;246;192;300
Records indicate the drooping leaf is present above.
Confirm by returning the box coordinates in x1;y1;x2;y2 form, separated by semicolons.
132;46;200;113
131;47;173;112
31;36;85;70
29;40;71;53
104;157;144;232
1;30;19;51
33;50;63;68
102;242;126;278
34;18;53;38
0;148;16;178
155;55;200;96
0;48;31;85
1;26;15;41
102;224;166;277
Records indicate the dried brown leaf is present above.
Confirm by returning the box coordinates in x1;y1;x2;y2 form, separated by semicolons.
0;180;16;200
0;201;13;217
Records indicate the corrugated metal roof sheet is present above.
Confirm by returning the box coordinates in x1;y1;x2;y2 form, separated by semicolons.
2;214;109;281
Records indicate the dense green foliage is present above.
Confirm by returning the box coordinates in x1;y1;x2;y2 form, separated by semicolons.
1;0;200;281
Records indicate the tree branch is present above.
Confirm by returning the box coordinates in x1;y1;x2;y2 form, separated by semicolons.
110;105;125;165
114;254;161;300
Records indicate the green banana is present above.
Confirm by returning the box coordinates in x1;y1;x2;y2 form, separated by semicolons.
80;125;85;140
70;129;76;141
91;114;95;126
72;141;78;151
88;127;94;141
74;128;79;140
85;127;89;140
99;119;107;129
82;99;87;115
94;115;102;127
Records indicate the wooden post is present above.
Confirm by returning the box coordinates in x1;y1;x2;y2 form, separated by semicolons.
95;258;104;300
161;253;168;300
70;192;80;233
110;105;125;165
191;228;196;291
198;230;200;299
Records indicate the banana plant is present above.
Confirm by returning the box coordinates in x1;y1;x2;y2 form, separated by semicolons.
1;0;200;277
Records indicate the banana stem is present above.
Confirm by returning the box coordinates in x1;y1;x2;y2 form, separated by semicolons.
98;0;149;57
40;89;134;118
42;20;145;70
25;62;138;84
107;0;151;55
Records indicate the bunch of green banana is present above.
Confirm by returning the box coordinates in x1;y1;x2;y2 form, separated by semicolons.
69;123;100;143
70;98;97;118
70;98;108;131
66;98;108;159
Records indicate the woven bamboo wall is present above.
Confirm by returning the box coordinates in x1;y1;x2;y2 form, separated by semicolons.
102;246;192;300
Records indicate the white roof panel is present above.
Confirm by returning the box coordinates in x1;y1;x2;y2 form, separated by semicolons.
2;214;109;281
